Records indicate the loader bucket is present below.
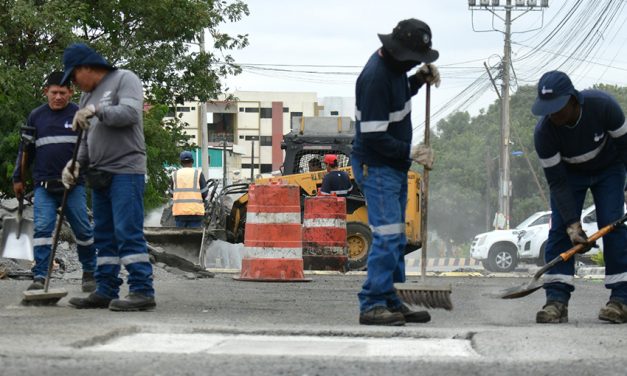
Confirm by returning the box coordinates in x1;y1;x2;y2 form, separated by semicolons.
143;227;204;267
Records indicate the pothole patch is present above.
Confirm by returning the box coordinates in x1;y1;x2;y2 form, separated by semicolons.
83;333;479;358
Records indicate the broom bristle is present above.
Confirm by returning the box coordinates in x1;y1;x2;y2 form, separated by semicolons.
395;284;453;310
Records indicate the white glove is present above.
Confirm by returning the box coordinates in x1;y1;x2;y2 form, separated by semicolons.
410;143;434;170
417;63;441;88
72;104;96;131
61;160;80;189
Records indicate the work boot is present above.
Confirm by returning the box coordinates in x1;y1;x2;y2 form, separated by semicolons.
109;292;156;312
598;300;627;324
27;278;45;291
81;272;96;293
359;306;405;326
391;303;431;323
536;300;568;324
69;292;112;309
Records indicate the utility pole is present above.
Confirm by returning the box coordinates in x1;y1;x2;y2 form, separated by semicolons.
198;31;210;179
222;138;227;188
468;0;549;229
500;4;512;229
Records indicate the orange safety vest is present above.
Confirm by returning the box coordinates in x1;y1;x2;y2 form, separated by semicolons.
172;167;204;216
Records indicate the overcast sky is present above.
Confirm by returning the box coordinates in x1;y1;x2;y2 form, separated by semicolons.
218;0;627;139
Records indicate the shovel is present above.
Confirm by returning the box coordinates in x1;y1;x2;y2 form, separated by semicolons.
500;212;627;299
0;194;34;260
1;137;35;261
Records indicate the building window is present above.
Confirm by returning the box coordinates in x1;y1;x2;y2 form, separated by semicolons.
260;108;273;119
244;107;259;113
283;107;289;112
260;136;272;146
290;111;303;119
330;111;339;116
177;106;191;112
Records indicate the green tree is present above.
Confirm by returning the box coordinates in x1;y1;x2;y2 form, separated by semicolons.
0;0;249;209
427;85;547;245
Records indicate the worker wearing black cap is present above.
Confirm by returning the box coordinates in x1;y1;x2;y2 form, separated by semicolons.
13;71;96;293
352;19;439;326
532;70;627;324
170;151;208;228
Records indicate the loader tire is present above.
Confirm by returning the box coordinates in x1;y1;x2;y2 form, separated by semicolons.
346;222;372;271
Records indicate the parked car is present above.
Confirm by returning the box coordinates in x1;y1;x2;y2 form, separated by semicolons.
470;211;552;272
517;205;605;265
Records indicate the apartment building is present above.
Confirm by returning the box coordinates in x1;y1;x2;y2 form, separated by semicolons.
168;91;354;179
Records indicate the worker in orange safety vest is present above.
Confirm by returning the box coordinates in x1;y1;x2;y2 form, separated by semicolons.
170;151;208;228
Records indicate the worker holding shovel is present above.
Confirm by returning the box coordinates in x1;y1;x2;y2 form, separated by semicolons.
352;19;440;326
532;71;627;324
12;71;97;293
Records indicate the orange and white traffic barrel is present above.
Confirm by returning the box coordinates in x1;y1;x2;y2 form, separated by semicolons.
302;195;348;272
235;183;310;282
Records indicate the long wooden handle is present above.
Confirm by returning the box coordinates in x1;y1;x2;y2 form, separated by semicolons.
43;128;83;292
420;84;431;281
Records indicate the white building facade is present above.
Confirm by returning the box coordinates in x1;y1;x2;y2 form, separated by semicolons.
167;91;355;179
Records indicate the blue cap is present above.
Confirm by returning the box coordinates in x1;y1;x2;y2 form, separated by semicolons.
531;71;582;116
180;151;194;162
61;43;114;85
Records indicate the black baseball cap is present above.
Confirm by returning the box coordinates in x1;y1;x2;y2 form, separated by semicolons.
45;71;70;87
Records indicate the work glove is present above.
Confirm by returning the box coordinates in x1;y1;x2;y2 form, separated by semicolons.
410;143;434;170
61;160;80;189
416;63;441;88
72;104;96;131
566;221;593;254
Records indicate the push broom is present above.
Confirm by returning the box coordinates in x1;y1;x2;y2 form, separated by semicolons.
395;83;453;310
22;129;84;305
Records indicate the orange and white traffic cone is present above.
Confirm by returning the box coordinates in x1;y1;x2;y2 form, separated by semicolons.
235;182;311;282
302;195;348;272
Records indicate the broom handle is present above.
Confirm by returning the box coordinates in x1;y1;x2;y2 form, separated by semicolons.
420;84;431;282
43;128;83;292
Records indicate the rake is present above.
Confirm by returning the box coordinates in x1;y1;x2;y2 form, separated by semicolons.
394;83;453;310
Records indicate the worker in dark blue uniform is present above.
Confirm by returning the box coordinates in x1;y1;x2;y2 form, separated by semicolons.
13;71;96;293
352;19;439;326
532;70;627;324
320;154;352;197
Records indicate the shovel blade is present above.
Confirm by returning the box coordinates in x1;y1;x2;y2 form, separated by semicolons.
1;217;34;261
500;279;544;299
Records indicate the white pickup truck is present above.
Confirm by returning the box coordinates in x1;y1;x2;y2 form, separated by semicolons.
517;205;603;265
470;211;551;272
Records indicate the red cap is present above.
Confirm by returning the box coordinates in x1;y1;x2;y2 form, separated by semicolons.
323;154;338;165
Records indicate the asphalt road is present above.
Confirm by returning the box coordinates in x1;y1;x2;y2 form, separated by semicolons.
0;270;624;376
